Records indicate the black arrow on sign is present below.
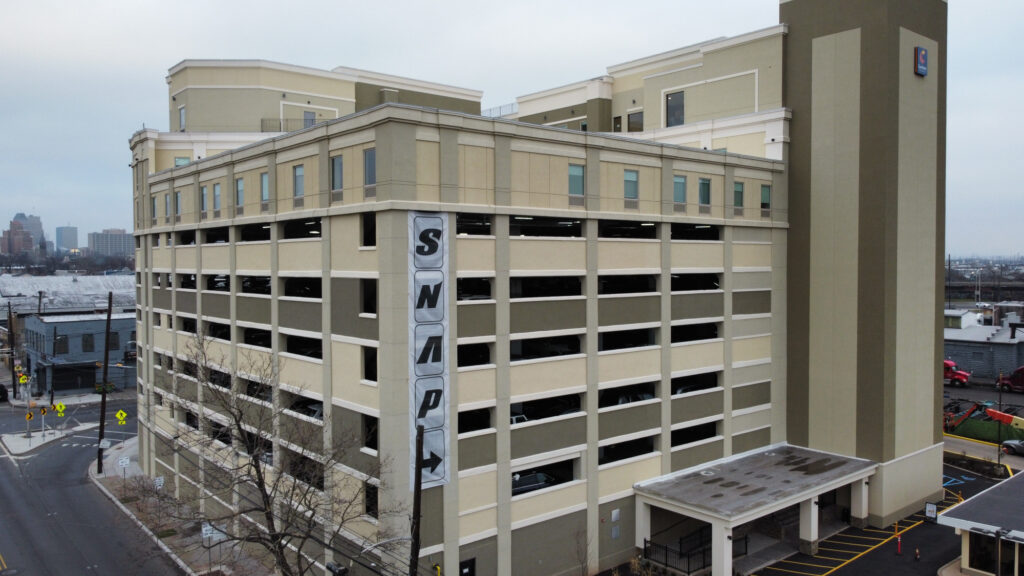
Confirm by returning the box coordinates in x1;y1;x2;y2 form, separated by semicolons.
422;452;442;473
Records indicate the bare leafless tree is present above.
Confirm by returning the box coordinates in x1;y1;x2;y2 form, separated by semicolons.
137;333;404;576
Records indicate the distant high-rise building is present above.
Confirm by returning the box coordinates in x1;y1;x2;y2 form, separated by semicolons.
87;228;133;258
1;219;35;255
12;213;45;247
55;226;78;252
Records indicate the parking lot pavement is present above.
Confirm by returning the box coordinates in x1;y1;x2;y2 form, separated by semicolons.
753;465;997;576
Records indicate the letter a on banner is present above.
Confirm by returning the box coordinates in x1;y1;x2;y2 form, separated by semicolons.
409;212;450;489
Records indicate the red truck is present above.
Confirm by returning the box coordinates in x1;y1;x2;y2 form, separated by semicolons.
997;366;1024;393
943;359;970;387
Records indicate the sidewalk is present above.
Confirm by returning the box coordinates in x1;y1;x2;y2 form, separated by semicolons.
89;436;274;575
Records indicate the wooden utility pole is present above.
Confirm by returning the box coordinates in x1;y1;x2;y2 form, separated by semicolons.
96;292;112;474
8;302;16;399
409;425;424;576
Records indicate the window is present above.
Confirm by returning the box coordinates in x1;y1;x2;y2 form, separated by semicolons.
363;148;376;197
364;483;379;518
203;227;227;243
150;197;157;223
613;116;622;132
331;155;343;192
178;106;185;131
598;275;657;295
240;276;272;295
260;172;270;210
568;164;585;197
599;328;656;352
282;218;321;239
671;372;719;395
178;273;197;289
671;322;719;344
598;382;656;408
512;460;574;496
174;191;182;216
671;223;720;241
213;183;221;211
623;170;639;200
457;278;491;301
673;175;687;204
283;277;321;298
509;216;581;237
303;110;315;129
243;327;272;348
761;184;772;213
164;194;170;222
239;223;271;242
235;178;244;214
82;333;95;353
457;343;491;367
362;415;378;450
627;111;643;132
510;276;581;298
292;165;304;198
176;230;196;245
361;212;376;247
510;335;580;362
733;182;744;215
671;422;718;446
456;213;492;235
200;186;208;215
174;157;190;167
698;178;711;208
599;436;655;465
511;393;581;422
598;220;657;239
206;321;230;341
205;274;229;292
285;335;322;359
671;273;719;292
458;408;491;433
362;346;377;382
665;90;684;127
54;335;69;355
361;279;377;314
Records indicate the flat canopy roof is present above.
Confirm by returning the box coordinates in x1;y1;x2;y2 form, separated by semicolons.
939;473;1024;543
635;444;876;525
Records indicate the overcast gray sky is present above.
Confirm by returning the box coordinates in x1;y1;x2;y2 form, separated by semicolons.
0;1;1016;257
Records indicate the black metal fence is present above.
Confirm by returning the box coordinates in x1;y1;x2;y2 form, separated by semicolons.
643;531;748;575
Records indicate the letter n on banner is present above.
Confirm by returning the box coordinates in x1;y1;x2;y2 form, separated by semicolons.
409;212;450;488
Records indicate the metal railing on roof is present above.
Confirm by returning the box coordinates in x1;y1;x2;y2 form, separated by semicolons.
481;102;518;118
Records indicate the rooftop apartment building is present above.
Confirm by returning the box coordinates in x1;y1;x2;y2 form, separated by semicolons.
129;1;947;574
88;228;134;258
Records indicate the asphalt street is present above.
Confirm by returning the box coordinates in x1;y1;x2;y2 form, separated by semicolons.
0;399;182;576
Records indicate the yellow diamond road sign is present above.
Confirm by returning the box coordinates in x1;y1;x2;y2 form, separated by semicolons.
55;402;66;413
116;409;128;421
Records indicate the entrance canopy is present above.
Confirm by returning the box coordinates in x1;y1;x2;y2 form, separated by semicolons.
635;443;877;526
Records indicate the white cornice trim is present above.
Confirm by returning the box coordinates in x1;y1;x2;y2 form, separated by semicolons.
331;65;483;101
168;59;360;83
607;25;787;77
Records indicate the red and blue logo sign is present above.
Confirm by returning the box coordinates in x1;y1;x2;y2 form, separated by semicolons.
914;46;928;77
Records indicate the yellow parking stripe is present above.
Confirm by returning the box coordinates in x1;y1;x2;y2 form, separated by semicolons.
812;555;849;561
779;559;836;569
763;565;826;575
0;552;6;570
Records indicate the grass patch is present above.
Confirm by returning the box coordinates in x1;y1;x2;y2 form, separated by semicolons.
155;528;178;539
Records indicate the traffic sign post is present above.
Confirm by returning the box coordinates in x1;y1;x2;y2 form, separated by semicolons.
24;410;33;439
40;406;46;436
118;456;130;492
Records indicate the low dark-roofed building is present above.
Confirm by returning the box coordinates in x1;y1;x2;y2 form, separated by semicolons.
938;472;1024;575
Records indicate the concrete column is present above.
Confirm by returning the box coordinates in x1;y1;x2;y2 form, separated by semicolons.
799;497;819;554
634;501;651;549
850;478;869;528
711;522;733;576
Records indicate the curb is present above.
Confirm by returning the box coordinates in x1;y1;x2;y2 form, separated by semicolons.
88;461;198;576
944;432;999;447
